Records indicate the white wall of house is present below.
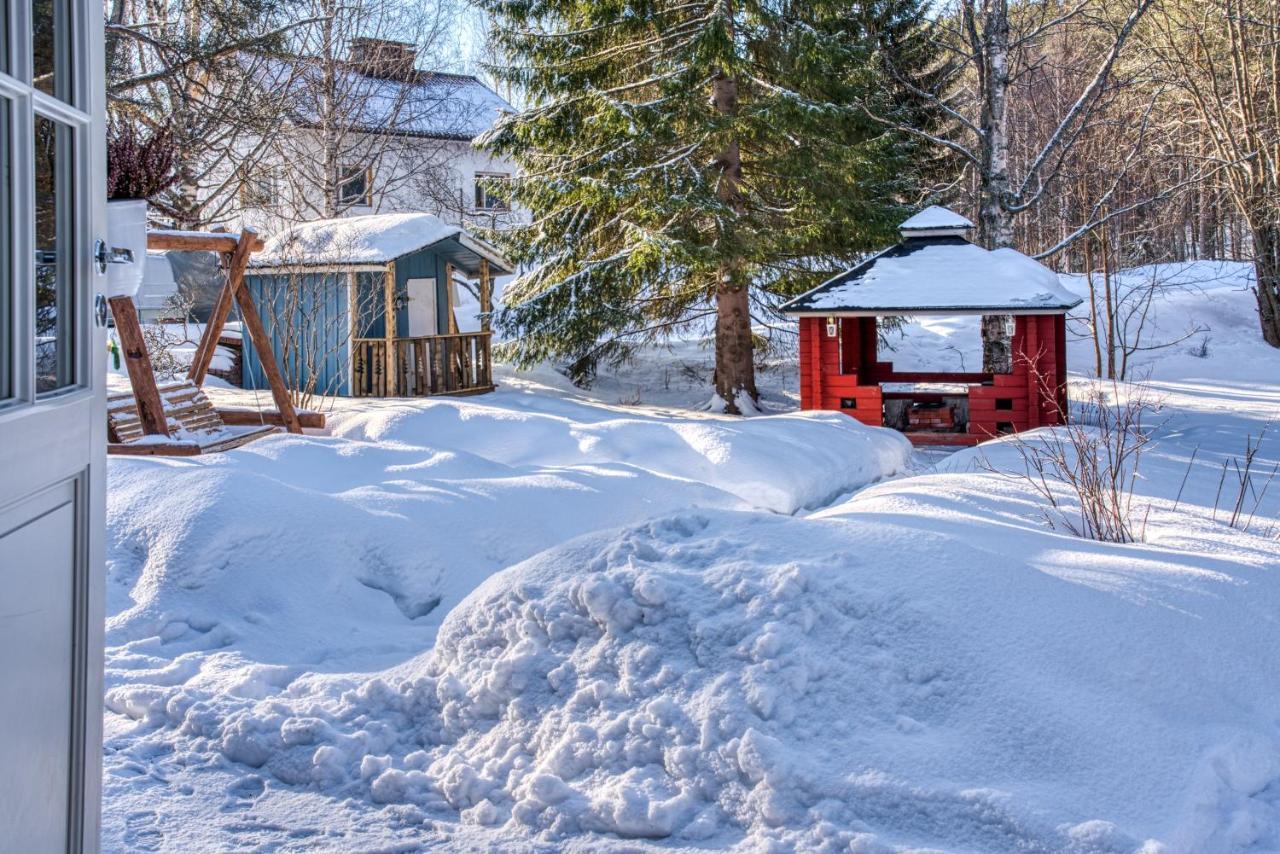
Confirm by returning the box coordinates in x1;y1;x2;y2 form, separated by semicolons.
211;130;524;235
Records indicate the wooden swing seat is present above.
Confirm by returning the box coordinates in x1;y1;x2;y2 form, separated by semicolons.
107;380;279;456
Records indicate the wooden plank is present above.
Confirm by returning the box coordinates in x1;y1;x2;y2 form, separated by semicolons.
430;337;444;394
348;271;358;396
414;340;426;395
384;262;397;396
200;425;280;453
108;441;202;457
108;295;170;437
148;230;265;253
230;245;304;434
216;409;326;429
1025;315;1041;429
445;263;458;334
479;258;492;334
188;229;257;385
460;336;473;388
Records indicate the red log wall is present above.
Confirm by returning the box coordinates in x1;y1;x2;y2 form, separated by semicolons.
798;314;1068;442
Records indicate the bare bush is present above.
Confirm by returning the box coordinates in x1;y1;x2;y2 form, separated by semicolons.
986;382;1155;543
140;323;185;381
1212;426;1279;536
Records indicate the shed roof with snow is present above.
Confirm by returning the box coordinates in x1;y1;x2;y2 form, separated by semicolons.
782;207;1080;316
250;212;513;276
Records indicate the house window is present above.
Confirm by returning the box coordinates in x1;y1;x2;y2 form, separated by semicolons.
338;164;373;207
239;168;277;207
474;173;509;210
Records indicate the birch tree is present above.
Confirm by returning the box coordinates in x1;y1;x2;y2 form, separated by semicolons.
876;0;1155;371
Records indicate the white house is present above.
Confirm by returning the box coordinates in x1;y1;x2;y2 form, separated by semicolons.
212;38;525;237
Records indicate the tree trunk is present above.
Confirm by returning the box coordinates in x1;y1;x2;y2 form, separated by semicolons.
709;22;756;414
977;0;1014;372
1253;219;1280;347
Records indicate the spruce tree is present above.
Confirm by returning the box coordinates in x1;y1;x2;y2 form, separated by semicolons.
478;0;933;412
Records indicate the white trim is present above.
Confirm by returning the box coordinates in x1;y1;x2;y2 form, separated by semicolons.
898;227;972;238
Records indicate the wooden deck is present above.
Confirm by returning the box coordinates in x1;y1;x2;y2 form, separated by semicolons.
352;331;493;397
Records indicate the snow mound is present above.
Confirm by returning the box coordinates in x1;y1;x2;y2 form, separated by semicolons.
106;390;909;675
159;473;1280;851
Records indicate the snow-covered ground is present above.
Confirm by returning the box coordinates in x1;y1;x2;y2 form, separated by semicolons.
102;261;1280;851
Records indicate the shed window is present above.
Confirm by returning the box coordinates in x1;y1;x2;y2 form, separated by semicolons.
474;173;509;210
338;164;373;207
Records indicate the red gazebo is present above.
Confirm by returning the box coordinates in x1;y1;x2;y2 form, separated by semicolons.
782;207;1081;446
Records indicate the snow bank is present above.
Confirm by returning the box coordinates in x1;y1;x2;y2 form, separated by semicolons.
106;387;908;676
325;395;908;515
124;474;1280;850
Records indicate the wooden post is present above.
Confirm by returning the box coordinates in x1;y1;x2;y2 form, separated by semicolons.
187;229;256;386
109;295;170;437
231;272;303;434
347;271;359;395
479;258;492;333
384;261;397;396
445;262;458;334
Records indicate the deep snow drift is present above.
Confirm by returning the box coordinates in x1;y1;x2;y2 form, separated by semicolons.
101;260;1279;851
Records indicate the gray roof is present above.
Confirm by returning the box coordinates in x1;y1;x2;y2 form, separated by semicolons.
250;55;513;141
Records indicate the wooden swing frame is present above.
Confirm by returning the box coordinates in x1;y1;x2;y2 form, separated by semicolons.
108;227;321;456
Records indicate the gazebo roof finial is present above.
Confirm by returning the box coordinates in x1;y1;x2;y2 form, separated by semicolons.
899;205;974;238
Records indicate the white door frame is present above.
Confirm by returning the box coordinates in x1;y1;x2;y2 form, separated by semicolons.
0;0;107;847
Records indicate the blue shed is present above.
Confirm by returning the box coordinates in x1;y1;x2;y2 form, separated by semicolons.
241;213;512;398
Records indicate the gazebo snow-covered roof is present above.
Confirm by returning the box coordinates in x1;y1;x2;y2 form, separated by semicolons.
782;206;1079;316
250;212;513;276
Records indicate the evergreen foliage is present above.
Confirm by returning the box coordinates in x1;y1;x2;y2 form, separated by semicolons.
476;0;934;406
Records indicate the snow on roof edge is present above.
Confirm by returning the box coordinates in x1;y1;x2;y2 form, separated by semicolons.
899;205;974;231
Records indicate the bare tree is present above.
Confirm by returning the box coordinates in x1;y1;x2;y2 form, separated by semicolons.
105;0;315;226
254;234;381;410
873;0;1155;370
1146;0;1280;347
256;0;472;226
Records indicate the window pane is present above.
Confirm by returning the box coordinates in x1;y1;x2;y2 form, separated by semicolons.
33;0;70;103
35;114;73;394
0;1;9;75
0;101;8;402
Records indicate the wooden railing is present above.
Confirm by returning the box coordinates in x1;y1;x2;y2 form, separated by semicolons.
352;332;493;397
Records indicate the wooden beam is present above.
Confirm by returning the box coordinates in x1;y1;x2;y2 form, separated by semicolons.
231;265;304;434
445;262;458;334
347;271;358;396
216;408;325;429
188;229;257;385
148;230;265;253
479;258;492;334
109;295;170;437
384;261;397;396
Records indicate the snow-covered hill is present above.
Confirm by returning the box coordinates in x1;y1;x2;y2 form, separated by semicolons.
100;261;1280;851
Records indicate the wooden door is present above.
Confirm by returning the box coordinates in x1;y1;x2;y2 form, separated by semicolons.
0;0;107;849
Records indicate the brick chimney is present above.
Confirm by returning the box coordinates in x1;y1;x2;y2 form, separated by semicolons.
348;37;417;79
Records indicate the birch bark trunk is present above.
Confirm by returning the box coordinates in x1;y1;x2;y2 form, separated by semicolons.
976;0;1014;373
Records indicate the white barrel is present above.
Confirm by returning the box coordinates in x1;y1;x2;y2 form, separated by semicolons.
105;199;148;298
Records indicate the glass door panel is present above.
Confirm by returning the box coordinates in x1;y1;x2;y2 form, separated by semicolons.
33;0;71;103
34;112;73;394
